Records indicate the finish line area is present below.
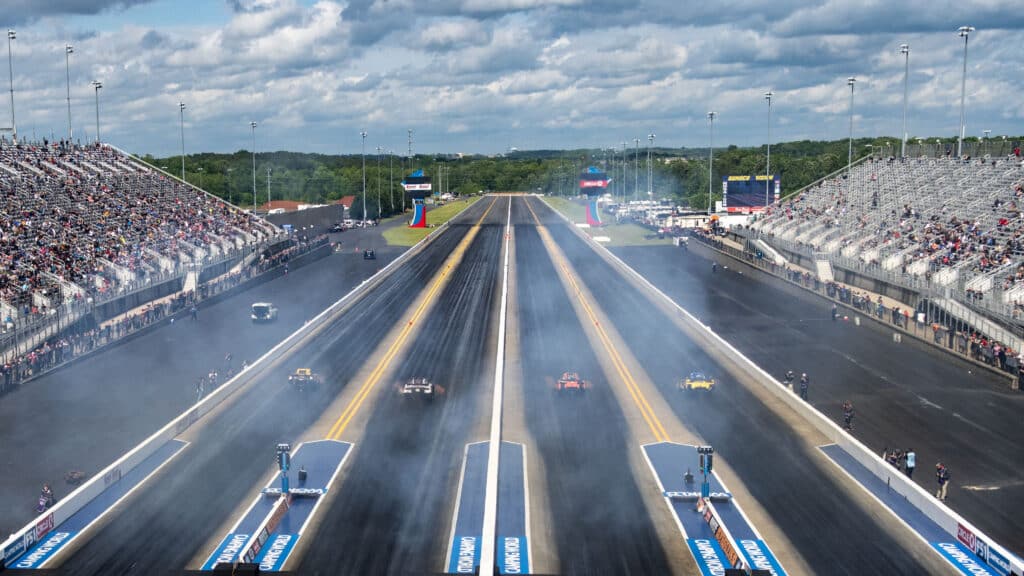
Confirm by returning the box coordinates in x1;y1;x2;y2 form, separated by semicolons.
201;440;351;572
643;442;787;576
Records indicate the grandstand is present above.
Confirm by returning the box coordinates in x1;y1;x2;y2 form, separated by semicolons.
751;148;1024;336
0;138;282;357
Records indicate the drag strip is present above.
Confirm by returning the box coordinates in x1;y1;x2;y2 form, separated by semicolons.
618;242;1024;557
535;199;948;574
46;201;489;575
509;200;676;575
295;198;508;575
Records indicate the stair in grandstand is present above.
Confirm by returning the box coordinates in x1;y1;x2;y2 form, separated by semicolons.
933;296;1023;351
813;255;834;283
182;268;200;295
755;239;787;266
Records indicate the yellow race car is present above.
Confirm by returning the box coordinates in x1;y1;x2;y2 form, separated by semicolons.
680;371;715;391
288;368;321;391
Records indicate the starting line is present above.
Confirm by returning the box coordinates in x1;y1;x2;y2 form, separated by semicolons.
643;442;787;576
5;439;189;570
447;441;530;574
821;444;1018;576
201;440;351;572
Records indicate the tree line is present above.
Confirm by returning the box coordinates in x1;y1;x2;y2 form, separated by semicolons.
139;134;1011;216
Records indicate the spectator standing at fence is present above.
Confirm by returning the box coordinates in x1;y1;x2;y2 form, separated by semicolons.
190;304;198;321
799;373;809;401
905;449;916;478
831;303;838;322
935;462;951;502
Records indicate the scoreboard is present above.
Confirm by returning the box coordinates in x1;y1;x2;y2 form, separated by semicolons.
722;174;780;213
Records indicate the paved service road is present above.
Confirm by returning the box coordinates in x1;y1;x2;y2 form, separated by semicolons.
48;202;486;575
532;198;945;575
617;240;1024;558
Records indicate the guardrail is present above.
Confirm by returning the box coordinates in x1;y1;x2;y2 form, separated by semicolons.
1;213;460;570
541;199;1024;576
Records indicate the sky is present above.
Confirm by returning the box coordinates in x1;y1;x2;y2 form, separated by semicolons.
1;0;1022;156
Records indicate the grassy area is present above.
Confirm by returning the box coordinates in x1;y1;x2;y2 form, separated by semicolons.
382;197;481;246
541;197;672;247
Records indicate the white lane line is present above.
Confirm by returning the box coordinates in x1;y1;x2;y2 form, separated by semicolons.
479;196;512;576
444;442;479;569
296;441;353;537
639;443;689;542
522;443;533;571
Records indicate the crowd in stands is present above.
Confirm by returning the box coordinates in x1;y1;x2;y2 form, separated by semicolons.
753;151;1024;312
0;234;328;394
0;138;277;318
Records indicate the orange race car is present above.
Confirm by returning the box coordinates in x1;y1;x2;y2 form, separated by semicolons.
556;371;589;393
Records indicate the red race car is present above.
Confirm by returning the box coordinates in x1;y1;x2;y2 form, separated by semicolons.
556;371;589;393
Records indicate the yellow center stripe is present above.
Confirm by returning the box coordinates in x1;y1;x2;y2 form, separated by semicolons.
524;198;669;442
326;197;498;440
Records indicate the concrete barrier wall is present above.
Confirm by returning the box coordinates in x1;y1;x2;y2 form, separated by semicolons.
543;202;1023;576
1;217;455;569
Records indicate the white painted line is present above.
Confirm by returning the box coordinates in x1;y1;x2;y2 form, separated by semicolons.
42;440;191;568
445;442;481;567
479;196;512;576
639;443;690;541
521;443;533;571
296;441;354;537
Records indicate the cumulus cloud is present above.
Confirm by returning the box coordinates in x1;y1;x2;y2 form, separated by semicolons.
2;0;1022;154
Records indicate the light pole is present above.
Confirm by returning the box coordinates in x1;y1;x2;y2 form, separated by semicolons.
707;111;716;216
360;130;368;223
621;142;627;205
226;167;233;205
957;26;975;158
900;44;909;157
765;90;773;207
388;149;394;213
266;166;271;207
197;166;204;189
633;137;640;203
6;30;15;143
250;121;257;213
647;133;655;198
65;44;74;140
178;102;186;181
91;80;102;143
376;145;382;218
983;129;991;156
847;77;856;176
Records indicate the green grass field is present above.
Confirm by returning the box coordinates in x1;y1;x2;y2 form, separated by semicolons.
541;197;672;247
382;197;481;246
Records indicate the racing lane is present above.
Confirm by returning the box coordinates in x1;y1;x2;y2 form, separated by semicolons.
617;241;1024;556
511;198;674;575
297;198;507;575
0;241;398;537
51;201;490;575
532;199;938;575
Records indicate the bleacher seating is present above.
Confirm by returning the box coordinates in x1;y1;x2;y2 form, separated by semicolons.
0;139;279;318
752;153;1024;319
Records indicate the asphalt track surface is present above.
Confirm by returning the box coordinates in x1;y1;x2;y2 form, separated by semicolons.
616;239;1024;557
529;198;935;575
44;202;487;575
0;230;399;537
511;198;674;575
296;198;505;575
